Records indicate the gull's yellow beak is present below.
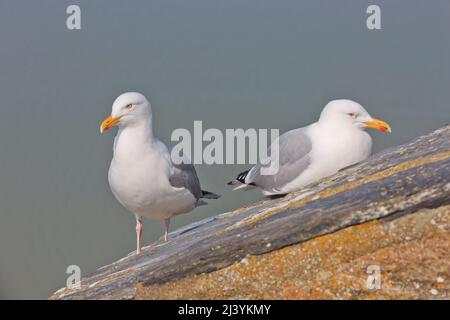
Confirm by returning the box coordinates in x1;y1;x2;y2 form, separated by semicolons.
100;115;122;133
363;118;392;133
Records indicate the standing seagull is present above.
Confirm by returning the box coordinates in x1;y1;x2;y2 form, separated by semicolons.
100;92;219;254
228;100;391;196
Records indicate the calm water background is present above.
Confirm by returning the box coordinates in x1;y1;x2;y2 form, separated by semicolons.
0;0;449;299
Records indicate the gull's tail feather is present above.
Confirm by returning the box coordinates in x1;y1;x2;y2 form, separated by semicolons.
201;190;220;199
227;169;256;191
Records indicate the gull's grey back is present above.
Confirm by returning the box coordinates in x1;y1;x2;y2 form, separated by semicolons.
248;127;312;192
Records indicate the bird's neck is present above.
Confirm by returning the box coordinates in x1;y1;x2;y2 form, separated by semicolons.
113;120;155;160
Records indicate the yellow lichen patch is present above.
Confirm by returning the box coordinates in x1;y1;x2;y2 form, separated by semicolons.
135;205;449;300
214;205;289;236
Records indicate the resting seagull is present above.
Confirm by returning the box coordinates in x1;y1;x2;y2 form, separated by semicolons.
100;92;219;254
228;99;391;196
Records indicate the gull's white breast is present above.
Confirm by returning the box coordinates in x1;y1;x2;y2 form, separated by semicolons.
108;140;196;220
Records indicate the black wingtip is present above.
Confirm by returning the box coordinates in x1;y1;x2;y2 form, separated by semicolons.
201;190;220;199
236;170;250;184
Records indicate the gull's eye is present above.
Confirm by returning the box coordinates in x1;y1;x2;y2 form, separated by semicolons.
125;103;133;110
347;112;356;118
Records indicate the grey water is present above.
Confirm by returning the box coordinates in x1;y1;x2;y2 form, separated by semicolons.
0;0;449;299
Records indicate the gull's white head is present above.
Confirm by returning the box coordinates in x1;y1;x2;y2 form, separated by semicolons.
100;92;151;133
319;99;391;133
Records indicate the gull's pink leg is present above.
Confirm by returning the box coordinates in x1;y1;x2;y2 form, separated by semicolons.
135;217;142;255
164;218;171;242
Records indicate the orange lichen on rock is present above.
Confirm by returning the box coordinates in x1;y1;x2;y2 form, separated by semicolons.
135;205;449;300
